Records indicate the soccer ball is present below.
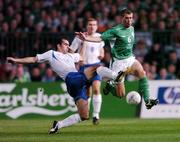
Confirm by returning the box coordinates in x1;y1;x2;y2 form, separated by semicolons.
126;91;141;105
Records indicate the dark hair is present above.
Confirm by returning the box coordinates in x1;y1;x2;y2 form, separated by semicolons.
57;36;69;45
55;36;69;50
120;8;132;17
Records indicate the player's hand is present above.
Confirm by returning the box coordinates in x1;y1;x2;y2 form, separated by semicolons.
79;60;85;66
98;55;103;60
75;32;87;41
7;57;16;63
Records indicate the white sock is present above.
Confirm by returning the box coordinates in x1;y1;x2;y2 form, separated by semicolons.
92;95;102;119
57;113;81;129
88;97;91;111
97;66;117;80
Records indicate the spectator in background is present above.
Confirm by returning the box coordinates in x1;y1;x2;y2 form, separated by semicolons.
133;40;148;63
31;67;42;81
0;0;179;81
155;67;174;80
173;22;180;58
135;23;152;48
13;64;31;82
74;18;85;32
145;43;165;70
0;22;9;56
149;64;158;80
135;9;148;30
0;63;15;82
153;20;172;46
148;11;158;29
0;0;177;34
165;50;180;77
42;68;56;82
167;64;176;79
38;63;46;76
58;14;69;32
24;15;35;32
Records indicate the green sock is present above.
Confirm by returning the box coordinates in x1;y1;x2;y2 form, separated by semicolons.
139;77;150;103
109;85;116;96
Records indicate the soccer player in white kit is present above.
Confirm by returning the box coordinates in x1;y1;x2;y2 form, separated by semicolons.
70;18;105;124
7;37;100;134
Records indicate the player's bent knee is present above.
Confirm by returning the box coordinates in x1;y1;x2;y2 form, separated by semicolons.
140;70;146;78
136;70;146;78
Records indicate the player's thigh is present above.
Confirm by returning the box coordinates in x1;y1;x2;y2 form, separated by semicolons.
84;65;100;80
76;99;89;118
130;60;146;78
86;86;92;97
111;56;135;73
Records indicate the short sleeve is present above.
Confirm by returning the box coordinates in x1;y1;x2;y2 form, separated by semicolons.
36;50;53;63
101;28;116;41
100;41;105;48
69;37;82;52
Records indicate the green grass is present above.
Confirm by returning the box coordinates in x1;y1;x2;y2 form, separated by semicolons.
0;118;180;142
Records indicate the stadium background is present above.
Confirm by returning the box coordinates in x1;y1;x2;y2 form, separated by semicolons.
0;0;180;142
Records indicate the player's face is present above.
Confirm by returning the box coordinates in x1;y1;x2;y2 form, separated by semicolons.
87;20;98;35
57;39;70;54
122;13;133;28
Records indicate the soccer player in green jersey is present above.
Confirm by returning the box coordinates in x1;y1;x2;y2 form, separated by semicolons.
76;9;158;109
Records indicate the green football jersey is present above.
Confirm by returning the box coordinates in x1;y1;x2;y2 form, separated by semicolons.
101;24;135;60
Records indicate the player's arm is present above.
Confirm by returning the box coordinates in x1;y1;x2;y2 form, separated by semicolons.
75;32;103;42
79;55;84;63
7;57;37;64
98;47;105;60
69;36;81;53
78;45;86;66
72;52;84;70
79;41;87;63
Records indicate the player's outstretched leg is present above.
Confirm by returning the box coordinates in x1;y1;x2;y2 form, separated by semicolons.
92;117;99;125
103;80;117;96
49;121;58;134
103;81;123;99
103;80;113;95
145;99;159;109
139;77;159;109
103;70;126;96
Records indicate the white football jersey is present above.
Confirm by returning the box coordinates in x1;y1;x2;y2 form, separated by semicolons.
70;33;104;64
36;50;80;80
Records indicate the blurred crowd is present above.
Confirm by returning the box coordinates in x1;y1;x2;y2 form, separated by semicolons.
0;0;179;82
0;0;179;32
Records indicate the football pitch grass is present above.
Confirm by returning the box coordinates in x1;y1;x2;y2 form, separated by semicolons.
0;118;180;142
